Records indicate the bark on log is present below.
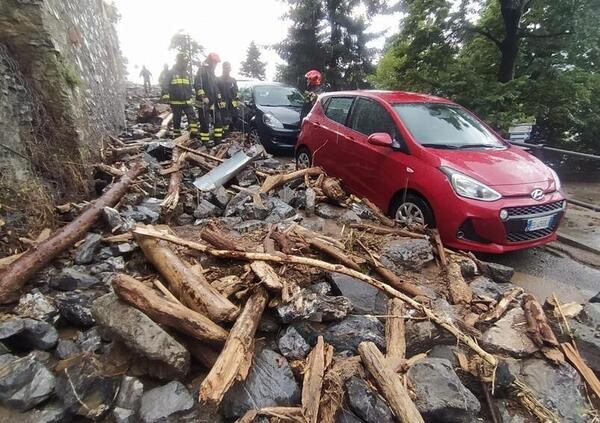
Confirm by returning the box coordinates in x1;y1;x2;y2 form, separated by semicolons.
155;112;173;138
0;163;146;304
201;224;243;251
259;167;323;194
445;261;473;305
112;273;228;345
133;226;499;366
161;133;190;212
522;294;564;363
479;287;523;323
386;298;406;362
349;223;426;239
199;287;269;407
250;261;284;291
135;233;239;322
562;342;600;400
361;198;396;227
321;177;346;203
302;336;326;423
308;238;361;271
358;341;424;423
370;263;429;299
318;356;364;423
180;336;221;369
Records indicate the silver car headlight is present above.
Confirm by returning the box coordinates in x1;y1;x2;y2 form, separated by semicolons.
263;113;284;129
441;167;502;201
548;167;561;191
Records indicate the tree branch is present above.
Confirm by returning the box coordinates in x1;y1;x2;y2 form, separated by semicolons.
519;30;571;39
470;26;502;48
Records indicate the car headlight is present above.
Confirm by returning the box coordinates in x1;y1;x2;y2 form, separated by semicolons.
440;167;502;201
548;167;561;191
263;113;284;129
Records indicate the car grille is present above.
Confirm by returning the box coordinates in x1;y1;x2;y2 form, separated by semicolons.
507;227;556;243
505;200;564;217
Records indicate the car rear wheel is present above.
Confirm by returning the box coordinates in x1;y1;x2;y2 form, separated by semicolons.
247;126;261;145
391;193;435;227
295;147;312;169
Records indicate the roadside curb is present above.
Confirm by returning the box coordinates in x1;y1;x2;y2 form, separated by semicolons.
557;232;600;256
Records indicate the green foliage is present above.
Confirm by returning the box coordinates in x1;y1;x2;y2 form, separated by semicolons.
59;61;81;89
240;41;267;80
373;0;600;153
169;31;204;74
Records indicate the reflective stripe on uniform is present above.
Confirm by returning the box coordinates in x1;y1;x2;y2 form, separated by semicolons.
196;89;205;96
171;78;189;84
170;100;193;105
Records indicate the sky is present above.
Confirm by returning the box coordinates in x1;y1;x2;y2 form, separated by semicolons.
112;0;402;82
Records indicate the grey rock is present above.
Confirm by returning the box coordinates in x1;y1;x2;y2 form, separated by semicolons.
278;326;310;359
233;219;267;233
323;315;385;353
456;257;478;278
211;185;231;208
338;409;366;423
590;291;600;303
77;327;103;352
14;289;58;322
406;320;454;356
105;256;126;271
428;344;464;368
266;197;296;223
482;308;538;357
307;281;332;295
340;210;362;224
277;288;353;323
139;381;194;423
55;354;119;420
116;376;144;411
134;205;160;223
315;203;344;219
350;202;374;219
277;185;297;204
381;238;434;272
146;141;173;161
478;260;514;283
470;276;505;300
346;376;394;423
496;399;526;423
0;353;56;411
222;348;301;419
55;339;81;360
24;401;69;423
0;353;16;366
408;358;481;422
177;213;194;225
103;207;135;233
50;267;100;291
258;314;281;333
74;233;103;264
92;294;190;379
582;302;600;328
329;272;387;315
569;319;600;375
518;359;588;422
55;291;95;328
113;242;137;255
224;191;251;217
0;318;58;351
240;199;273;221
113;407;136;423
236;168;258;187
193;199;221;219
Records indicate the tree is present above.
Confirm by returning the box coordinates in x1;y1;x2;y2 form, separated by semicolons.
169;31;204;76
240;42;267;80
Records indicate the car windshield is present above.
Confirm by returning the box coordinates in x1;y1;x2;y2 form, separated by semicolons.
393;103;505;149
254;85;304;107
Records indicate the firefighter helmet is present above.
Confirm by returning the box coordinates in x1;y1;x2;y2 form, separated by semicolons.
305;70;322;86
206;52;221;64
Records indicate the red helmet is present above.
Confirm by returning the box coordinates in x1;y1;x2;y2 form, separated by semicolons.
206;52;221;64
305;69;322;86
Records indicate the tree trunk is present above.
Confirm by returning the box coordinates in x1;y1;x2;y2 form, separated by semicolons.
0;162;146;304
302;336;326;423
498;0;523;82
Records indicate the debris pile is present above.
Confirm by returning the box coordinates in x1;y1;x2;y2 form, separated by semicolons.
0;92;598;422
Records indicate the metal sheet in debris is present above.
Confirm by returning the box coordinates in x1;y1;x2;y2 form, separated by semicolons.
193;145;264;191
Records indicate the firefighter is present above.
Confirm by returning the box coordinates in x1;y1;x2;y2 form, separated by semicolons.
158;63;169;88
217;61;239;134
194;52;224;145
161;53;198;139
139;65;152;95
300;69;324;121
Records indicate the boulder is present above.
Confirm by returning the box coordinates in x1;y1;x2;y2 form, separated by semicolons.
222;348;301;419
495;399;526;423
315;203;344;219
590;291;600;303
265;198;296;223
338;409;366;423
582;302;600;328
14;289;58;322
0;353;56;411
346;376;394;423
568;319;600;375
482;308;538;357
50;267;101;291
405;320;454;356
113;376;144;422
340;210;362;224
77;327;103;353
74;233;103;264
407;358;481;422
23;401;69;423
193;199;221;219
478;260;514;283
103;207;135;234
329;273;387;315
145;141;173;161
323;315;385;353
92;294;190;379
0;317;58;351
211;185;231;208
139;381;194;423
381;238;434;272
276;288;353;323
469;276;506;300
54;291;95;328
278;326;310;360
55;339;81;360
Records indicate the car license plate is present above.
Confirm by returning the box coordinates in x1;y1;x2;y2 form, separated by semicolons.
525;215;554;232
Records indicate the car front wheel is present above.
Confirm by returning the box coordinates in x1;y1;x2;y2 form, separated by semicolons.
295;147;312;169
247;126;261;145
390;193;435;227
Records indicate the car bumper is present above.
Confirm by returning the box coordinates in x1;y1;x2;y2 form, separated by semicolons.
259;126;299;149
438;191;567;254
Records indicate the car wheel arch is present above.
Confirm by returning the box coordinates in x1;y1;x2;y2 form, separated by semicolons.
389;188;437;227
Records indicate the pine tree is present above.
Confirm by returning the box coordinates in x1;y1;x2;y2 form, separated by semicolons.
169;31;204;76
240;42;267;80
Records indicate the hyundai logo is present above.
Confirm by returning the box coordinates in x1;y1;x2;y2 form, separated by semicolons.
530;189;545;201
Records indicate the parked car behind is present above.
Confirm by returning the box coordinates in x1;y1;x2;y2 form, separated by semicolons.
237;81;304;152
295;90;566;253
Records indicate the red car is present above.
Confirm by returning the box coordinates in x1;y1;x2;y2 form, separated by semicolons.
295;90;566;253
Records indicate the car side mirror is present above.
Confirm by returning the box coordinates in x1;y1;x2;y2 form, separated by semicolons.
368;132;393;147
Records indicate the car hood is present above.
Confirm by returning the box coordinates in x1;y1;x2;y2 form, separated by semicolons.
259;105;301;127
431;146;557;196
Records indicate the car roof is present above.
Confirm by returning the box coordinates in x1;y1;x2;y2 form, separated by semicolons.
238;80;296;89
322;90;454;105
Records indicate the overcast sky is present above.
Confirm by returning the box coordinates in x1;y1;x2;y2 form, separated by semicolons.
113;0;402;82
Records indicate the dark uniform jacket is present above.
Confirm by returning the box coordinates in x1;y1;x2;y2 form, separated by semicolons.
300;84;325;120
161;68;193;105
194;65;220;106
217;75;239;102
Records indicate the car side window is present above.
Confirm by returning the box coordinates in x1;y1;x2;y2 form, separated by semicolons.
239;87;252;103
324;97;354;125
351;98;399;139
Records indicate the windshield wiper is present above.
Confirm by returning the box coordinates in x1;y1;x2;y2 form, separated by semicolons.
457;144;502;149
421;143;459;150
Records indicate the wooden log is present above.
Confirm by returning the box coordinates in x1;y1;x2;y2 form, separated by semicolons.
0;163;146;304
308;238;361;271
199;287;269;407
479;287;523;322
302;336;326;423
95;163;124;177
562;342;600;400
370;263;429;299
133;226;499;367
201;224;243;251
318;356;364;423
155;112;173;138
386;298;406;362
259;167;323;194
358;341;424;423
361;197;396;227
321;177;346;203
445;261;472;305
161;133;190;212
112;273;228;345
250;261;283;291
180;336;221;369
522;294;564;363
349;222;426;239
430;229;448;267
135;233;239;322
